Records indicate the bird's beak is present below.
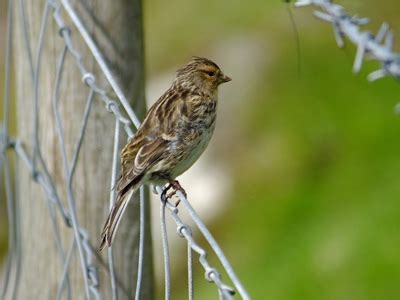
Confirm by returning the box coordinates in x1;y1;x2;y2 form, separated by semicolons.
218;73;232;84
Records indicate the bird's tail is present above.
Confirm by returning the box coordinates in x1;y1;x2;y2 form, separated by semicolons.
99;188;135;251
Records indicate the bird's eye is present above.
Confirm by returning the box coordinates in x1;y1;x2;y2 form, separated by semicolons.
206;71;215;77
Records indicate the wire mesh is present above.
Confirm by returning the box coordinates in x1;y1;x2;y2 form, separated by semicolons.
0;0;250;299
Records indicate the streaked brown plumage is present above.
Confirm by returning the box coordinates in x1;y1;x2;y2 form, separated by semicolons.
99;57;231;251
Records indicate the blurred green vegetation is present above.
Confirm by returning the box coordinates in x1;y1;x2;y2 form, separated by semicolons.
144;0;400;299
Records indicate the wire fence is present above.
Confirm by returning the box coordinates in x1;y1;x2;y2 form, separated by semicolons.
0;0;250;299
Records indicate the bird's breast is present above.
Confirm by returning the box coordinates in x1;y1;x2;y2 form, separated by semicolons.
188;98;217;126
169;126;215;178
168;104;217;178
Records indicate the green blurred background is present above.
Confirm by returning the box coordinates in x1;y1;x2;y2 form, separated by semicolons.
2;0;400;299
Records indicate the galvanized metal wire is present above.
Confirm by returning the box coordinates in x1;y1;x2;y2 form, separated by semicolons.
0;0;250;299
294;0;400;81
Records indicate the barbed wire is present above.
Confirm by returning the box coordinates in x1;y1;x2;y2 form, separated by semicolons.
294;0;400;81
1;0;250;300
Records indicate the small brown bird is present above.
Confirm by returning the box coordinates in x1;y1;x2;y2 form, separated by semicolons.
99;57;231;251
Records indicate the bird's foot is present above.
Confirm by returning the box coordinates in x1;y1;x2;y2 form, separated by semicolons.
161;180;187;207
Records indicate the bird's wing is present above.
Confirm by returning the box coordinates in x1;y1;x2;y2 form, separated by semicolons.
115;137;168;195
100;137;169;251
113;86;186;196
99;187;134;251
141;87;190;134
100;87;195;250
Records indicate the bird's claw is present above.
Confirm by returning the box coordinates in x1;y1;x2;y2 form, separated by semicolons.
166;190;181;207
160;180;186;206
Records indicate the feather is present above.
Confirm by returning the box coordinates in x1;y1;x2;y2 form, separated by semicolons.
99;188;135;251
116;138;168;195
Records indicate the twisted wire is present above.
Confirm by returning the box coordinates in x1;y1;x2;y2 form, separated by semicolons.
295;0;400;81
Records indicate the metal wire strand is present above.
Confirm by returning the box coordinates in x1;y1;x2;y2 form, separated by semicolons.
31;1;51;173
60;0;142;129
155;186;238;299
1;154;16;299
160;200;171;300
108;119;121;300
188;243;194;300
176;191;249;299
52;44;97;299
52;44;72;300
135;186;146;300
295;0;400;81
1;0;15;296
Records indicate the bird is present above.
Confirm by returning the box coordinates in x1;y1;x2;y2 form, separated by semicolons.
99;57;231;251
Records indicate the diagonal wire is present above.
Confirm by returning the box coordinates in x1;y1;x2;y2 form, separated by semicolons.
135;186;146;300
160;199;172;300
17;0;34;81
50;199;72;300
57;239;76;300
165;195;235;299
60;0;142;129
51;44;72;300
52;55;98;299
188;241;194;300
18;0;72;226
31;1;51;173
51;39;92;299
0;0;12;296
108;118;121;300
176;191;249;299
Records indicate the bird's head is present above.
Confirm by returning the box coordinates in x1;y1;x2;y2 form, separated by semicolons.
175;57;231;94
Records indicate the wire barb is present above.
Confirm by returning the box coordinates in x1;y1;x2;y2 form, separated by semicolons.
295;0;400;81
